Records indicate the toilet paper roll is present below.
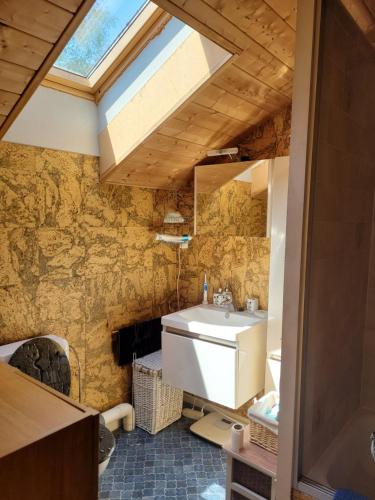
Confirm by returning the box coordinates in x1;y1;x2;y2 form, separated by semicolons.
231;423;244;452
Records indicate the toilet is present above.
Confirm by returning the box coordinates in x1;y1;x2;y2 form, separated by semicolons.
0;335;116;476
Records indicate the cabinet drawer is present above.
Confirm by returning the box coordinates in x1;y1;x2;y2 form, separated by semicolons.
162;331;237;408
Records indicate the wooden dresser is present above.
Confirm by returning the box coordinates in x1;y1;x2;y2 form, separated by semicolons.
0;363;99;500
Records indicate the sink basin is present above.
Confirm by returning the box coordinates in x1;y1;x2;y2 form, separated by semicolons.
161;304;264;342
162;304;267;408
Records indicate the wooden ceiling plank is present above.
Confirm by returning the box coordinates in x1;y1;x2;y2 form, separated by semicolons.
0;114;6;126
168;0;253;50
235;45;294;97
177;101;251;138
262;0;297;30
108;174;189;191
0;0;95;138
196;161;255;193
203;0;295;68
0;60;34;94
113;163;194;188
144;133;208;159
0;25;53;71
131;147;197;169
40;78;94;101
158;117;234;148
47;0;83;13
140;144;203;163
151;0;244;54
0;90;19;115
194;84;270;124
43;72;91;92
0;0;73;43
214;64;290;113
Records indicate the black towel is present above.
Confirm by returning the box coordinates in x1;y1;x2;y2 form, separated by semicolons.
114;317;162;366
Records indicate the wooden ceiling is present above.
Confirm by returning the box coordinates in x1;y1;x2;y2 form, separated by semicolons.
195;160;255;193
0;0;95;138
102;0;296;189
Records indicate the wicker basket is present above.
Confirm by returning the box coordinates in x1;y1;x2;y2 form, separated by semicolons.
133;350;183;435
247;391;279;455
248;419;278;454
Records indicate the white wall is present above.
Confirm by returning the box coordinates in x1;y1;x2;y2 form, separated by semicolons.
4;87;99;156
265;156;289;392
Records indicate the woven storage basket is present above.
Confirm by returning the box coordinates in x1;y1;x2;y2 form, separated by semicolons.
248;420;278;454
247;391;279;455
133;350;183;435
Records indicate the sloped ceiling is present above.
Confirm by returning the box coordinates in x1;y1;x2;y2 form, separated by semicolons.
102;0;297;189
0;0;95;138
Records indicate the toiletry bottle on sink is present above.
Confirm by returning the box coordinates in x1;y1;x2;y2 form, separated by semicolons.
203;273;208;305
246;297;259;313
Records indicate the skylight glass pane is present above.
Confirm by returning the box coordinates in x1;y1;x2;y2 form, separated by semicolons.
54;0;148;78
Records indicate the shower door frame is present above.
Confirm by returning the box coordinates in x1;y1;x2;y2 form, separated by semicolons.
275;0;327;498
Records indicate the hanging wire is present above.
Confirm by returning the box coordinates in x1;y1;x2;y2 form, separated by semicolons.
177;245;182;310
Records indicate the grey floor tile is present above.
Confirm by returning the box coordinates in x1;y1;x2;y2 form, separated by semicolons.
99;418;226;499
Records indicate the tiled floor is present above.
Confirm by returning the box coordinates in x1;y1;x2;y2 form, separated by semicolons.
99;418;227;500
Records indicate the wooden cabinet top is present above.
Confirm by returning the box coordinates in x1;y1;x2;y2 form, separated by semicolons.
223;425;277;478
0;363;98;459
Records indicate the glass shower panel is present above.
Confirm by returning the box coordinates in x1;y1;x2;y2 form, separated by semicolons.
299;0;375;497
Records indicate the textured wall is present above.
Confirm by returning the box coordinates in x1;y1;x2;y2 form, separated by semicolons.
196;179;267;237
301;0;375;474
0;100;288;412
0;141;178;411
239;105;291;160
179;235;270;314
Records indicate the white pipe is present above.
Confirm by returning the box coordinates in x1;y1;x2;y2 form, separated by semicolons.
101;403;135;432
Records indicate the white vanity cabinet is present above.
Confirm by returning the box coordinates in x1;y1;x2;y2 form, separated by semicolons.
161;305;267;409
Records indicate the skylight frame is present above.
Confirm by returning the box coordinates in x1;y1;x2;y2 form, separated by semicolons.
46;1;161;96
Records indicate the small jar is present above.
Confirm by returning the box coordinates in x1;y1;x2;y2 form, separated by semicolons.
246;297;259;313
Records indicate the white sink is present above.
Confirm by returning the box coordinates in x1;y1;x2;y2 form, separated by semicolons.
162;304;267;408
161;304;264;342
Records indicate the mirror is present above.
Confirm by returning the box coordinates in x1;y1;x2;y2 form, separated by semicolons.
194;160;269;237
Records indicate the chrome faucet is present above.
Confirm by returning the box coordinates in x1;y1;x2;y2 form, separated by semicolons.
213;287;235;312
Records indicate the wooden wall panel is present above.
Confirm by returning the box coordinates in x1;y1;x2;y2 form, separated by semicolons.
235;50;294;97
0;0;73;44
48;0;84;12
264;0;298;29
194;85;269;124
0;0;95;139
214;65;290;111
0;91;19;115
0;61;34;94
0;25;52;70
204;0;296;68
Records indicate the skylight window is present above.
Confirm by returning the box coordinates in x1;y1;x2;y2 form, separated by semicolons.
54;0;148;78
